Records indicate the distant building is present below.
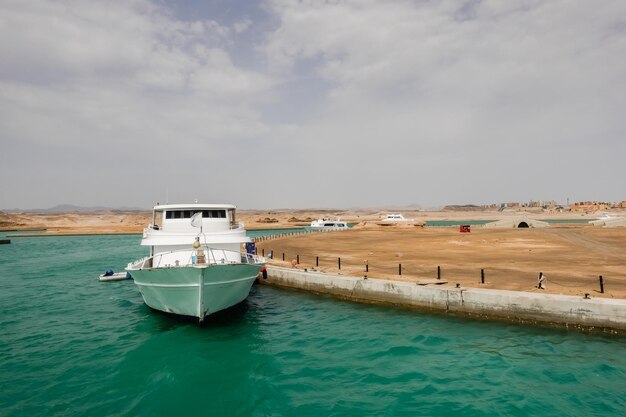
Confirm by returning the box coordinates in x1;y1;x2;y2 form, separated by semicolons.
570;201;611;212
526;200;558;209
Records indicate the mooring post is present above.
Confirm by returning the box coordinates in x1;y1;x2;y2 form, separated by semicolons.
437;265;441;280
316;256;319;267
365;261;369;273
399;263;402;275
338;257;341;270
282;252;285;261
297;254;300;264
599;275;604;293
481;269;485;284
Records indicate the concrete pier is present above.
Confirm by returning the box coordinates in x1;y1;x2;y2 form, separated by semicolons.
262;266;626;332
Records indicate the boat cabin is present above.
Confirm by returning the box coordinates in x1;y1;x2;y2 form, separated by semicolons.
383;214;406;221
309;218;349;231
152;204;238;233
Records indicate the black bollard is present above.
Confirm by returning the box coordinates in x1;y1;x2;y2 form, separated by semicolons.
365;262;369;273
599;275;604;293
282;252;285;261
437;265;441;280
399;263;402;275
316;256;319;267
297;254;300;264
481;269;485;284
338;257;341;270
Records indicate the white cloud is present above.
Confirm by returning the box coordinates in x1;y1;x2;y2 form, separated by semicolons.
234;18;253;33
263;2;626;145
0;1;275;150
1;0;625;208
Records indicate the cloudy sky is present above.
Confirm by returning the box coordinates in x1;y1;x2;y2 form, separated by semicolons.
1;0;625;210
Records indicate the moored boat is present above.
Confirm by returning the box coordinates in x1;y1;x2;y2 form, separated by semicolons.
381;214;414;222
377;213;423;227
308;218;349;231
99;270;132;282
126;203;265;322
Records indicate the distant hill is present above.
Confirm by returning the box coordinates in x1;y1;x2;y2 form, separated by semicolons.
340;204;429;211
3;204;147;213
443;204;486;212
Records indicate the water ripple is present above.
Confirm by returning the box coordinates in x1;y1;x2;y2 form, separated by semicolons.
0;235;625;416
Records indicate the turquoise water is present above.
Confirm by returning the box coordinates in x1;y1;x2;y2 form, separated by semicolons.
541;219;595;224
247;228;307;238
425;220;493;227
1;234;625;416
248;225;357;238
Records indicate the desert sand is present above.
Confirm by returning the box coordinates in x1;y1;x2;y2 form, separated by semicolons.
2;208;625;299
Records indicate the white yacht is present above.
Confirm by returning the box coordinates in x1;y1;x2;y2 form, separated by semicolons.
381;214;414;222
126;203;265;322
308;218;349;231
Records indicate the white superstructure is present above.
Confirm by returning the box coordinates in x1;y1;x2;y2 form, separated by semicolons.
142;203;251;265
309;218;349;231
381;214;414;222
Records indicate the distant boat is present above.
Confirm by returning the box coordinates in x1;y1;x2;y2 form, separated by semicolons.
381;214;414;222
376;213;424;227
126;203;265;322
308;218;349;231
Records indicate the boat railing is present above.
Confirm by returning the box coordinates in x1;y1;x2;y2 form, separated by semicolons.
127;247;264;270
143;222;245;234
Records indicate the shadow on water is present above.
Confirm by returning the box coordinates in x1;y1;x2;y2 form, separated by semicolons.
142;298;252;331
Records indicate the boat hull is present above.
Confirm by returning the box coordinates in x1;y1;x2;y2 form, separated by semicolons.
130;263;262;321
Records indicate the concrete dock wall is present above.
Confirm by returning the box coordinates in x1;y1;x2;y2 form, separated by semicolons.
263;266;626;331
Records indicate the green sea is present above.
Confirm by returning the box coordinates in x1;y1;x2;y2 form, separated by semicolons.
0;232;625;416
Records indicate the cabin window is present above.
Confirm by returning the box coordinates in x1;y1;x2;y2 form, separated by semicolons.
202;210;226;218
165;210;187;219
165;209;226;219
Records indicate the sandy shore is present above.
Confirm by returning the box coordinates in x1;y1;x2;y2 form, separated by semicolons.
0;207;607;233
2;209;625;299
257;225;626;299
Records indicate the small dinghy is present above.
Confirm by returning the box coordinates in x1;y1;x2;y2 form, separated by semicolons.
99;269;132;282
